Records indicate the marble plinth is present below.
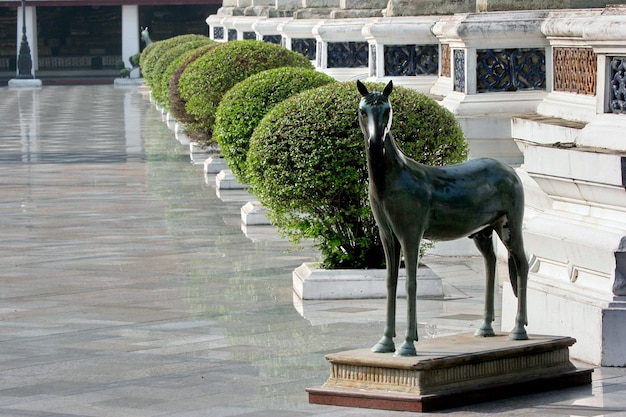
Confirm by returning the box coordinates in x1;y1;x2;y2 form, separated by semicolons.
8;78;42;88
308;333;591;412
293;262;443;300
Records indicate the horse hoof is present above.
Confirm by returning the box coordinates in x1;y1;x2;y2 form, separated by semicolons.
508;327;528;340
372;337;395;353
474;328;496;337
394;341;417;357
474;321;496;337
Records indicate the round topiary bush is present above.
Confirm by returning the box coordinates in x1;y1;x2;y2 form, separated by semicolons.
213;67;336;184
150;37;213;107
178;40;314;142
167;44;219;130
139;42;157;79
140;34;208;89
247;82;469;269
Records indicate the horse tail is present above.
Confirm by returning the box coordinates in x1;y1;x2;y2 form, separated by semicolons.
508;254;519;297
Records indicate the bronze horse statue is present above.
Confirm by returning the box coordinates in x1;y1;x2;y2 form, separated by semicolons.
357;80;529;356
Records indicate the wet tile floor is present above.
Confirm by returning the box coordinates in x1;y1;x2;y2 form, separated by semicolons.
0;85;624;416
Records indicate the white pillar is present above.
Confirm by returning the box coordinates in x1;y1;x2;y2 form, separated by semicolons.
16;6;38;75
121;5;140;76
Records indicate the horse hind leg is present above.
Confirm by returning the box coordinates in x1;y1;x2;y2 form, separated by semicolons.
472;227;496;337
508;254;518;297
496;218;529;341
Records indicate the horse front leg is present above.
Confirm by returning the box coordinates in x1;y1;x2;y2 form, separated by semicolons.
372;233;400;353
396;239;420;357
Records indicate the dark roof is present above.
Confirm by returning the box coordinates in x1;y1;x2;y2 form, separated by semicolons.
0;0;221;6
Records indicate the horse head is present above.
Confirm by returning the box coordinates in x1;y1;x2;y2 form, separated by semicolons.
357;80;394;152
141;27;153;45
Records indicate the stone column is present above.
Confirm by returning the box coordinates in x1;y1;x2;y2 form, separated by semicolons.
312;18;370;80
16;5;38;73
431;10;550;165
121;5;140;76
506;6;626;366
361;16;439;91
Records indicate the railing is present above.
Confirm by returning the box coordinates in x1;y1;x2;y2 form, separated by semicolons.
207;8;626;120
38;55;121;70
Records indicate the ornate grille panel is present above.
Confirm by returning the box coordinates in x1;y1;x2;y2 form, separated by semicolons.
383;44;438;76
554;47;596;95
454;49;465;92
609;57;626;114
328;42;369;68
263;35;282;45
441;44;451;77
292;38;316;60
243;31;256;40
476;48;545;93
227;29;237;41
213;26;224;40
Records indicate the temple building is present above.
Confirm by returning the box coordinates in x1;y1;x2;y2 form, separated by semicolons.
205;0;626;367
0;0;220;83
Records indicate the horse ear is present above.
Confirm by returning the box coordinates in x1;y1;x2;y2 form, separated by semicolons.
383;80;393;97
357;80;369;97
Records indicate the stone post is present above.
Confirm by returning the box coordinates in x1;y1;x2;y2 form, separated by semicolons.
121;5;139;77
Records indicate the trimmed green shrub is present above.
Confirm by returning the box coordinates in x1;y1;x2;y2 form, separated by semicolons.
247;82;468;269
129;53;141;69
150;37;213;107
140;34;208;89
167;44;219;140
213;67;335;184
178;40;314;142
139;42;157;79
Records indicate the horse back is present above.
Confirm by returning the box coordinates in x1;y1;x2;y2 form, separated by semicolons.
422;158;524;240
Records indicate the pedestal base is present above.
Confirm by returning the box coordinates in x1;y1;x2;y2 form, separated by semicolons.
308;333;591;412
8;78;42;88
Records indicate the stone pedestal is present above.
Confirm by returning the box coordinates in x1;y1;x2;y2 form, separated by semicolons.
8;78;42;88
308;333;591;412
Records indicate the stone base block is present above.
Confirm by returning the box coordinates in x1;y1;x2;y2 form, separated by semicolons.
8;78;42;88
241;201;270;225
113;77;144;87
293;262;443;300
174;123;191;145
189;142;212;165
503;279;626;366
216;169;248;190
203;156;228;174
308;333;591;412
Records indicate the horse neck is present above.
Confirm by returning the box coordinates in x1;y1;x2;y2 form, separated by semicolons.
366;133;409;192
